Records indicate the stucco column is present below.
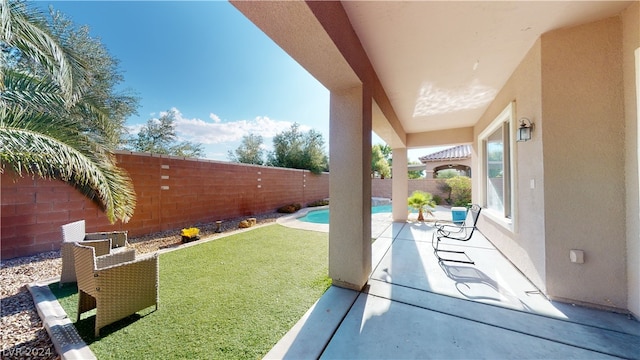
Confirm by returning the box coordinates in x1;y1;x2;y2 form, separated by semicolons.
392;147;408;222
426;169;435;179
329;86;372;291
629;47;640;318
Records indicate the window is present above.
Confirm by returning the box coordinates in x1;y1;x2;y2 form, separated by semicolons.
485;123;510;217
479;102;514;224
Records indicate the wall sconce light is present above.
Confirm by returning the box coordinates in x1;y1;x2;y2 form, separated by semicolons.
517;117;533;142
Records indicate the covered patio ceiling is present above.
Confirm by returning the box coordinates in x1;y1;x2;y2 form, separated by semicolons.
232;1;634;148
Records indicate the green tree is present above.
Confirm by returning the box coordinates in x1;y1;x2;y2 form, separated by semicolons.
446;176;472;207
371;144;391;178
1;0;135;223
408;161;424;179
228;133;265;165
436;169;459;179
170;141;205;158
268;123;328;174
47;7;139;147
130;109;204;158
407;190;436;221
435;170;459;203
379;143;392;165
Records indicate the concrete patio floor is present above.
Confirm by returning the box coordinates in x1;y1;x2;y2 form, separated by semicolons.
270;217;640;359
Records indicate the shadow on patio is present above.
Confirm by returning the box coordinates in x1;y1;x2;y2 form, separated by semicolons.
266;221;640;359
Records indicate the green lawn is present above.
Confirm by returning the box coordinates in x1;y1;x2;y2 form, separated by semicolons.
51;224;330;359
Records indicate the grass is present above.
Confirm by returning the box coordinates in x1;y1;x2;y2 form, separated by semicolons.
50;224;330;359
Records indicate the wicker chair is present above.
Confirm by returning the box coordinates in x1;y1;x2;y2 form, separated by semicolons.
73;243;159;337
60;220;130;284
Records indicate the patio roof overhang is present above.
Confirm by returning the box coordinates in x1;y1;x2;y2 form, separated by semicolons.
231;1;640;311
231;0;633;150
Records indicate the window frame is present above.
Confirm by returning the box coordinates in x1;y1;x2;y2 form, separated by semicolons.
478;102;516;231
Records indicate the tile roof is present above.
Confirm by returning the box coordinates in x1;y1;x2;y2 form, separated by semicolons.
419;145;471;163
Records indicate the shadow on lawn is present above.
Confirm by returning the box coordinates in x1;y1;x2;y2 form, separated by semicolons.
48;282;149;343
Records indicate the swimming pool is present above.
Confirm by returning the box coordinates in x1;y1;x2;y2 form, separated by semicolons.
299;204;413;224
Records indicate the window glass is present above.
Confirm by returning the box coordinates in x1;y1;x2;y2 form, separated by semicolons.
486;127;504;214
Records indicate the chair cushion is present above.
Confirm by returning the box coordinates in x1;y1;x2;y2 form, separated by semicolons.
61;220;86;243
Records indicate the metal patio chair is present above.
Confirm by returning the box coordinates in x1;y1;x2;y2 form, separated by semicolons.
73;243;159;337
60;220;130;284
431;204;482;264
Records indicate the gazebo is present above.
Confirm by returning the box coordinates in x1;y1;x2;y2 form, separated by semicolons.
419;145;472;178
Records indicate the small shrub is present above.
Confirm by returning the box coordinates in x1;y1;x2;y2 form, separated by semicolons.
180;227;200;243
307;199;329;207
238;218;256;228
277;204;298;213
432;194;442;205
180;227;200;238
436;179;452;203
445;176;472;207
293;203;302;211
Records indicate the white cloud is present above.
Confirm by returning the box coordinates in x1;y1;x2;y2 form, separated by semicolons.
206;150;228;161
125;107;320;161
164;108;297;145
209;113;221;123
124;123;145;136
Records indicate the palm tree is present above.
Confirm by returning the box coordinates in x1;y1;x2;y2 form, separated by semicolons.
0;0;135;223
407;190;436;222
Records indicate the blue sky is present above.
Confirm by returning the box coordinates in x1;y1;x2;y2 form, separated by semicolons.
38;1;435;162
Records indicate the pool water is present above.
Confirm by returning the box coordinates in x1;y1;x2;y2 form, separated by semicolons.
299;204;414;224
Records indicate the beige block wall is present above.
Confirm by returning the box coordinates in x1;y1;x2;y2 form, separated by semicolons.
472;41;546;292
622;1;640;318
371;178;452;203
541;17;627;309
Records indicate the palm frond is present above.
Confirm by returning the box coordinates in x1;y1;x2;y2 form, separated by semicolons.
71;93;122;146
1;0;136;223
0;0;13;41
0;107;135;223
1;0;85;104
1;68;65;112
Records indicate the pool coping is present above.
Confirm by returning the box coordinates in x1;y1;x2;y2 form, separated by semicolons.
277;205;455;234
276;206;330;232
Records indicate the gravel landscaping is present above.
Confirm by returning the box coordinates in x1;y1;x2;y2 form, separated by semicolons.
0;212;285;359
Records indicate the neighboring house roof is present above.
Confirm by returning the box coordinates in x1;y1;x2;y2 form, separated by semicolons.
419;145;471;163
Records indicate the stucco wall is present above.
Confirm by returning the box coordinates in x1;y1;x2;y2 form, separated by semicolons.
541;17;626;309
622;1;640;318
472;13;633;310
1;152;329;260
472;40;546;292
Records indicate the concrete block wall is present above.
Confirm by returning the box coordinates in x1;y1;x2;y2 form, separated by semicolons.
371;178;450;203
1;151;329;260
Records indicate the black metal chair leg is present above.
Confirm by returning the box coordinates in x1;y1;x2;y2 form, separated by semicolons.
433;233;475;264
434;248;475;264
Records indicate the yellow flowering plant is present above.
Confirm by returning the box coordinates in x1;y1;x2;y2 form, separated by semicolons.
180;227;200;238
